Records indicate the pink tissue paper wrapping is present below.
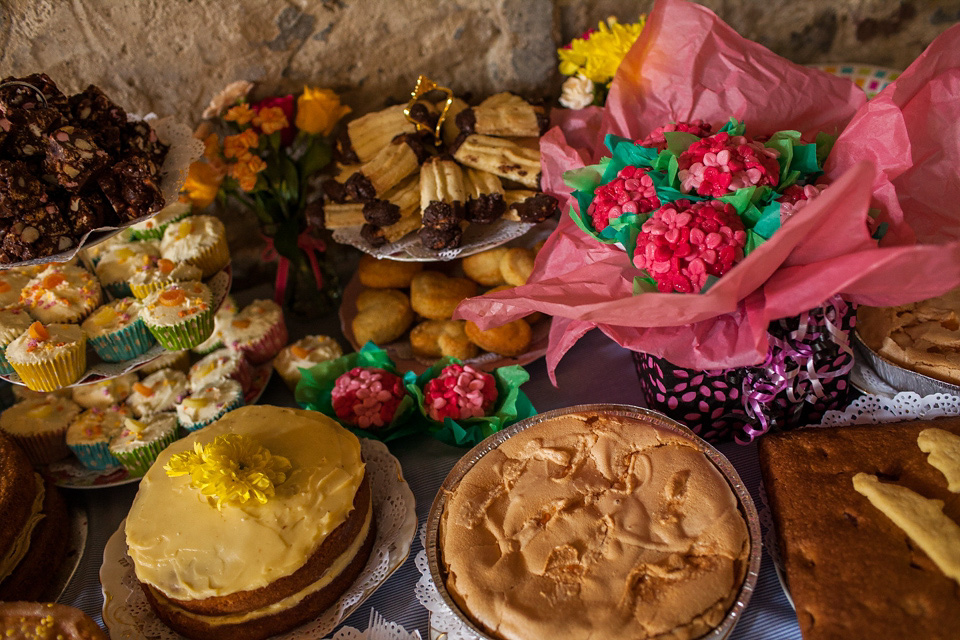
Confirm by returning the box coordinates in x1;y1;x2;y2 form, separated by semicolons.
455;0;960;381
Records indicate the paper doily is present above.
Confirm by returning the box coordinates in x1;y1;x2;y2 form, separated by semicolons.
332;609;421;640
759;390;960;608
100;438;418;640
414;525;480;640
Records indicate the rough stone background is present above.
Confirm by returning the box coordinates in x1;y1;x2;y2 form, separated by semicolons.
1;0;957;284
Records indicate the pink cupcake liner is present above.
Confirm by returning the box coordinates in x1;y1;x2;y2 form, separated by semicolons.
231;355;255;393
232;320;288;365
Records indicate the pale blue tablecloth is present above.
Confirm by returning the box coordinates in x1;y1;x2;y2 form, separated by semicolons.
58;300;801;639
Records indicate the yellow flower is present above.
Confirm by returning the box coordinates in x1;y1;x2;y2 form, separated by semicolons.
558;16;646;86
224;103;255;126
164;434;292;510
202;133;220;161
253;106;289;135
182;161;224;210
222;129;259;159
295;87;351;136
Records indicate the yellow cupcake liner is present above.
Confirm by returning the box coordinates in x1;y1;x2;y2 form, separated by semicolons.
9;336;87;392
188;235;231;279
130;280;168;301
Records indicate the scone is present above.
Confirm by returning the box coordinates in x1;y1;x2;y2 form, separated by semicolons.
410;271;477;320
357;254;423;288
410;319;478;361
465;318;531;357
352;289;413;346
462;248;509;286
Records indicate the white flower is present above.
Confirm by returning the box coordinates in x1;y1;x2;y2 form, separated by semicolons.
559;74;595;110
202;81;255;119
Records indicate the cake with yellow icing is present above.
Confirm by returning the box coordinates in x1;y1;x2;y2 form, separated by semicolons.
439;410;750;640
125;405;375;640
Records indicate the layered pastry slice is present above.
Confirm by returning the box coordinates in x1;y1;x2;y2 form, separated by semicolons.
125;405;375;640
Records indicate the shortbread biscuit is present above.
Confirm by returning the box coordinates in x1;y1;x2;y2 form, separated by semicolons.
357;254;423;289
410;319;478;360
352;288;413;346
410;271;477;320
462;248;508;286
919;428;960;492
465;318;532;357
499;247;535;286
347;104;417;163
454;134;541;189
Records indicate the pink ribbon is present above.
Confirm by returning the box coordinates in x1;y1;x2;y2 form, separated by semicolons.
261;230;326;305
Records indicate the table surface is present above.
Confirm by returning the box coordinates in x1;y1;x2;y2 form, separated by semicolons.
57;288;802;640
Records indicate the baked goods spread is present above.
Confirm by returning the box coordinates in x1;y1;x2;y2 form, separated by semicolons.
125;405;375;640
0;431;69;600
858;287;960;385
759;419;960;639
440;410;750;640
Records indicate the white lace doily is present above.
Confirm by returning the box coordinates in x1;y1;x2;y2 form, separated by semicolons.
2;114;202;269
759;390;960;608
100;438;418;640
334;219;536;262
332;609;421;640
414;525;480;640
0;266;230;389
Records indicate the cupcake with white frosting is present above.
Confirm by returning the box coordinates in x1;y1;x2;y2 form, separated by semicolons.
176;380;244;432
5;322;87;391
130;202;192;241
188;347;253;393
128;257;203;301
19;264;102;324
94;241;160;298
109;413;180;476
160;215;230;278
140;281;214;350
0;307;34;375
66;405;132;470
221;299;287;364
81;297;155;362
0;270;30;309
274;335;343;390
126;368;188;417
0;394;81;465
71;373;138;410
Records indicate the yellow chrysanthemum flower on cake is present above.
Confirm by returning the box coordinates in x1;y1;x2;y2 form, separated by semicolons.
164;433;292;509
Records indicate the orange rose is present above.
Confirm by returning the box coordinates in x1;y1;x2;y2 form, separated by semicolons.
295;87;351;136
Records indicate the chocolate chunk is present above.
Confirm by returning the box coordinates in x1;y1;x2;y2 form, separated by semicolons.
69;85;128;155
97;155;165;222
64;189;110;237
45;126;111;192
449;130;470;155
512;192;558;223
455;108;477;135
1;107;65;160
334;127;359;165
362;199;401;226
421;201;464;229
345;172;376;202
122;121;168;169
392;132;431;164
360;223;387;247
466;193;506;224
407;102;439;132
419;223;462;250
0;73;69;115
0;160;49;217
321;178;347;204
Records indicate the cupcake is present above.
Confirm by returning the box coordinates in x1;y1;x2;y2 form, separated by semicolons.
331;367;408;430
94;241;160;298
221;299;288;365
128;257;203;301
0;307;34;375
81;298;156;362
0;270;30;309
140;281;214;350
190;296;237;355
160;215;230;278
82;229;135;266
126;368;188;417
188;348;253;393
130;202;192;241
108;413;179;476
6;322;87;391
71;373;138;409
138;350;191;375
65;405;132;470
0;394;81;465
274;335;343;390
19;264;102;324
176;380;244;432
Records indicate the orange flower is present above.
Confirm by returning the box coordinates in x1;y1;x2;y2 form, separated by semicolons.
253;106;289;135
182;161;224;209
222;129;259;159
229;155;267;192
295;87;351;135
202;133;220;161
224;103;255;126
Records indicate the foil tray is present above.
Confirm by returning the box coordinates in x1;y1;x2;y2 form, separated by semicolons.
425;403;763;640
853;331;960;397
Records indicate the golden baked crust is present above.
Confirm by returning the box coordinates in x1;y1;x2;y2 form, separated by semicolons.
0;475;69;601
441;412;749;640
357;254;423;288
462;248;508;286
410;272;477;320
352;288;413;346
410;319;478;360
464;318;531;356
759;419;960;640
0;602;108;640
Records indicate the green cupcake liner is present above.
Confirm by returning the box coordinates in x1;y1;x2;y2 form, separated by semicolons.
105;281;133;299
89;318;157;363
181;393;245;433
0;347;14;375
145;309;215;351
130;211;190;241
111;429;179;477
68;441;120;471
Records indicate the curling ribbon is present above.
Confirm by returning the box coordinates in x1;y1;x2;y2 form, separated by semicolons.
261;230;326;305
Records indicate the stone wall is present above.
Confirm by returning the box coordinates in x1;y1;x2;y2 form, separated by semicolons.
1;0;956;283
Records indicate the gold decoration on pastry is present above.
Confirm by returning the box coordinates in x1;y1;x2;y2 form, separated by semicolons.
404;74;454;145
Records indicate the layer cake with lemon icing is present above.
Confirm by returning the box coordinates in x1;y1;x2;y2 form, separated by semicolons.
0;431;69;600
125;405;375;640
439;410;749;640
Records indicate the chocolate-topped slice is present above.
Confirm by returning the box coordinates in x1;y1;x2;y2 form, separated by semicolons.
64;188;111;236
45;126;110;191
362;199;401;226
1;202;74;261
419;223;462;250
